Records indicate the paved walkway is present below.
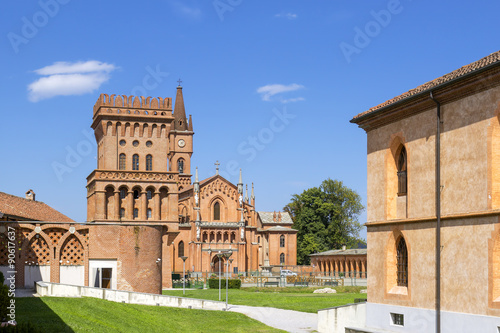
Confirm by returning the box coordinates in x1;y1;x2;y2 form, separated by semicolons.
228;304;317;333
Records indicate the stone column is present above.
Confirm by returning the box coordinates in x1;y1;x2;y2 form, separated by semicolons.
127;191;134;220
141;191;147;220
154;192;161;220
114;191;120;220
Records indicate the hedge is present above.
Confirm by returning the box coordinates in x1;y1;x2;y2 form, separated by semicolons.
207;278;241;289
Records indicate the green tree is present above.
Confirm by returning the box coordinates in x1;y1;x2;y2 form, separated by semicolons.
284;179;364;264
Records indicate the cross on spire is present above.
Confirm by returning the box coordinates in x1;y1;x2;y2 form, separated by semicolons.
215;160;220;175
177;78;182;86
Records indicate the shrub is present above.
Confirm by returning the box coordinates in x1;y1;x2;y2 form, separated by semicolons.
208;278;241;289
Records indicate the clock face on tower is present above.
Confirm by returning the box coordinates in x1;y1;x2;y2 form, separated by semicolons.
178;139;186;148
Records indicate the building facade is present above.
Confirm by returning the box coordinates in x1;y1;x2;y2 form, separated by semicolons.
3;85;297;293
310;248;367;278
350;51;500;332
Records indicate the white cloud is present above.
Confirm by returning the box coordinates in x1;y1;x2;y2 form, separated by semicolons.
275;12;297;20
28;60;117;102
256;83;305;103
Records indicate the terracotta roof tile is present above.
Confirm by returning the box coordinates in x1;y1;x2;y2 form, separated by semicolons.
0;192;73;222
352;50;500;121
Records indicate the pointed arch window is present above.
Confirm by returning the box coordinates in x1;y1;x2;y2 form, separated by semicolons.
146;154;153;171
119;153;126;170
132;154;139;171
280;253;285;265
397;147;407;195
396;237;408;287
280;235;285;248
213;202;221;221
178;159;184;174
178;241;184;257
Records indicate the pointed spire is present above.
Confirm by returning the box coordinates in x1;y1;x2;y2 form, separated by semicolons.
238;169;243;194
174;85;188;131
245;184;249;203
188;114;193;131
194;167;200;194
251;183;255;207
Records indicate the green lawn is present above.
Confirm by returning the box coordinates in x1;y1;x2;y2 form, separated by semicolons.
163;286;367;313
16;297;285;333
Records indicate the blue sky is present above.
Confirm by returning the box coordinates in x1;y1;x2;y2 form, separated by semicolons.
2;1;500;241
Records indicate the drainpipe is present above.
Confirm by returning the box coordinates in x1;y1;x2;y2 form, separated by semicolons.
430;91;441;333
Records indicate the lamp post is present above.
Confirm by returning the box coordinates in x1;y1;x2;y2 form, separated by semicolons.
223;251;233;310
181;256;188;295
228;257;234;310
216;252;224;301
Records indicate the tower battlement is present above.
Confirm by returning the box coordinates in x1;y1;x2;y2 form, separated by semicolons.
93;94;173;117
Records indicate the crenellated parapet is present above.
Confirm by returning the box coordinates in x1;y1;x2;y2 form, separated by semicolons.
93;94;173;116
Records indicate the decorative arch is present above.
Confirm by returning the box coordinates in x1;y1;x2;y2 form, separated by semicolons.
386;133;408;220
105;185;115;220
60;235;84;266
208;196;226;222
178;241;184;258
385;228;410;295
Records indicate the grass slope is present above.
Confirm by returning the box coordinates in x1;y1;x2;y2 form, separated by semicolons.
163;287;366;313
16;297;285;333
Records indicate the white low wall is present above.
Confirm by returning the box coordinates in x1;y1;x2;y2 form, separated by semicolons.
36;282;226;311
317;302;366;333
366;302;500;333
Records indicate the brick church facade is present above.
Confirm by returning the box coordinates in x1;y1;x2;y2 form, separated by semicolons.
1;85;297;294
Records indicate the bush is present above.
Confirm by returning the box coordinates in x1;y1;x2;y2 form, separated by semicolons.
208;278;241;289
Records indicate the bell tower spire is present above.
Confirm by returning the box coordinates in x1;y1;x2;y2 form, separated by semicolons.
173;83;188;131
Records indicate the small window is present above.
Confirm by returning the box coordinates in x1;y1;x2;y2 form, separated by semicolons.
147;190;153;200
280;253;285;265
397;237;408;287
257;236;260;243
397;147;407;196
214;202;220;221
120;208;125;218
147;209;152;219
133;190;140;199
119;153;126;170
120;189;127;199
133;208;138;219
146;141;152;147
178;241;184;257
119;140;126;146
132;154;139;170
280;235;285;248
146;155;153;171
133;140;139;147
178;159;184;173
390;313;404;326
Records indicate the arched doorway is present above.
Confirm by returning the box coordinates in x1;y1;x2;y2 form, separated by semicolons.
211;255;224;275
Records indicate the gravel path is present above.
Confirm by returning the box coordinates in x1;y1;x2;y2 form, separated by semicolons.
228;304;317;333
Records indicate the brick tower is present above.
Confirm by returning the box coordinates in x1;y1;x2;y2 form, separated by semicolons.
86;85;194;223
